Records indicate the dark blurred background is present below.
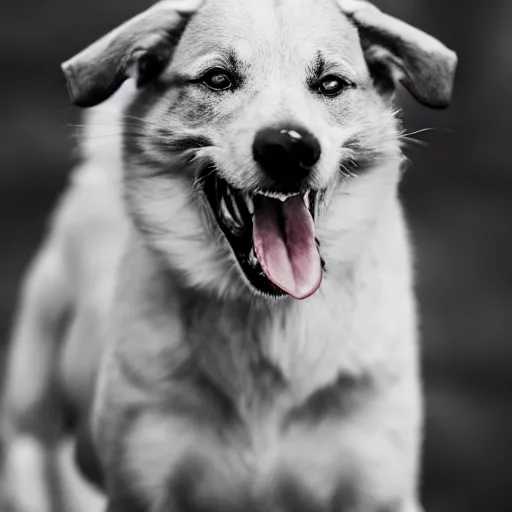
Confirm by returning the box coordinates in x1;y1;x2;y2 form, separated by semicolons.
0;1;510;511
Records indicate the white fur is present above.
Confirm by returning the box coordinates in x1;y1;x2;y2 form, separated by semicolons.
0;0;456;510
1;84;418;512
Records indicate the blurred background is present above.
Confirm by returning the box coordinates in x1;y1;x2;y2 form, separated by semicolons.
0;0;510;511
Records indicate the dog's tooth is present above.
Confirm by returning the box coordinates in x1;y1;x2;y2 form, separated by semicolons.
231;200;244;225
233;193;250;220
221;196;245;235
303;191;311;210
258;190;288;202
225;191;244;225
312;192;320;220
220;196;233;222
245;195;254;214
249;247;259;267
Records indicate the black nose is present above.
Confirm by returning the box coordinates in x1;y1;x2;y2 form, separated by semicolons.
252;126;321;186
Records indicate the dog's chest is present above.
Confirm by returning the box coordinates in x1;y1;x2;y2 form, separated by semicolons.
184;280;389;428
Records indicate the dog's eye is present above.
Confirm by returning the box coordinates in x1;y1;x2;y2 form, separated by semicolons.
202;69;234;91
318;76;349;97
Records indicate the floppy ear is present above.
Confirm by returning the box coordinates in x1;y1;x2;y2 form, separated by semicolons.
61;0;204;108
338;0;457;109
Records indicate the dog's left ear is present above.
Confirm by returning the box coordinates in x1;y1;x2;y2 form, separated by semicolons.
61;0;204;108
338;0;457;109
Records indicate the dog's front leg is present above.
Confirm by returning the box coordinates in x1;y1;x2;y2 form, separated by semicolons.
92;354;242;512
93;355;255;512
0;243;71;512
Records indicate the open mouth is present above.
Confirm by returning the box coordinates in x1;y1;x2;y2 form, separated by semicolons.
201;167;324;299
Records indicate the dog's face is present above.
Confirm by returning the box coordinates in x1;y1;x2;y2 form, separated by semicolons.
63;0;457;300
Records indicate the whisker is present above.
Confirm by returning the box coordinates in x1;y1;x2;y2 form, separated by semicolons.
339;161;357;179
68;123;141;129
68;121;158;133
79;104;157;125
122;114;170;131
391;108;403;120
401;127;438;138
70;131;151;141
73;134;125;139
399;136;430;149
193;165;217;188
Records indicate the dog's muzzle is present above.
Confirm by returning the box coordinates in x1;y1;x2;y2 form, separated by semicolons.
198;126;327;300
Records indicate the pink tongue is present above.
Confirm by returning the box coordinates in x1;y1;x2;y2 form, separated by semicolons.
252;196;323;300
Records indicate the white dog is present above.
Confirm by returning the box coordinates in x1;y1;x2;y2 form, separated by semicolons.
0;1;457;511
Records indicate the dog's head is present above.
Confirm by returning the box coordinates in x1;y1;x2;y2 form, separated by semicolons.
62;0;457;301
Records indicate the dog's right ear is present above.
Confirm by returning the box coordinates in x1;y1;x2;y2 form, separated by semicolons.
338;0;457;109
61;0;204;108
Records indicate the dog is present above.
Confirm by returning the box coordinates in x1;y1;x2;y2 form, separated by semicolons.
0;0;457;511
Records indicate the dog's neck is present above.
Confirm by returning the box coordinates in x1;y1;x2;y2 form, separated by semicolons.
114;193;417;414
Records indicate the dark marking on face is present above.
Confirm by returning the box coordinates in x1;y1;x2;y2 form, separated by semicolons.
165;86;221;127
123;80;217;170
181;46;247;94
203;47;246;86
168;134;214;152
306;52;326;89
184;101;219;125
226;48;247;84
123;84;163;163
154;134;214;157
339;136;395;177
